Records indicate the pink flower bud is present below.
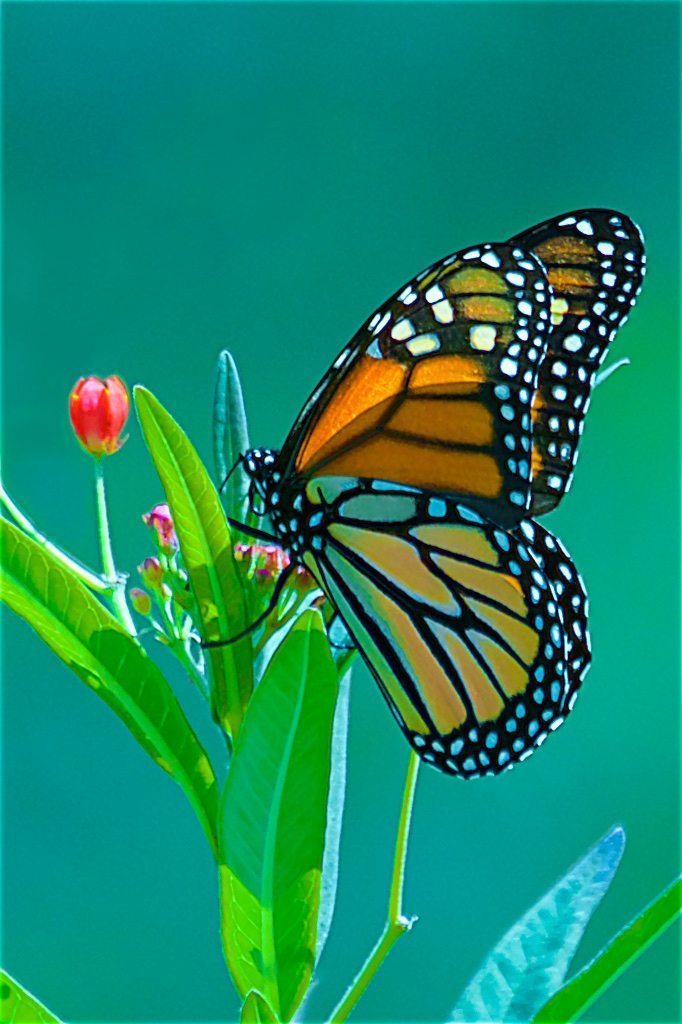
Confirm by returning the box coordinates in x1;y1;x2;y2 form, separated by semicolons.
130;588;152;615
138;556;164;590
142;503;178;551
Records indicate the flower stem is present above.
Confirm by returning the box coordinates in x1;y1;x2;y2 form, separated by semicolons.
328;751;420;1023
0;477;112;593
151;589;209;699
93;459;136;634
176;640;210;700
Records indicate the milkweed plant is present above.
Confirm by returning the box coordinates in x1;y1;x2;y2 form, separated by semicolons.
0;352;679;1024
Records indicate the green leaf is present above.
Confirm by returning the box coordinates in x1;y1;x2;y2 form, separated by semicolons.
241;990;279;1023
135;386;252;737
533;876;682;1023
213;350;253;528
316;669;351;961
0;519;219;855
0;970;62;1023
219;611;340;1021
449;827;626;1023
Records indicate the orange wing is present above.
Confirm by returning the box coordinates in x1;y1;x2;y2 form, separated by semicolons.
280;242;553;525
301;483;579;777
510;209;645;514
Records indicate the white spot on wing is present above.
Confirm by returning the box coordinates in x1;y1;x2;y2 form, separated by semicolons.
481;251;502;268
563;334;583;353
333;348;351;368
432;300;454;324
425;284;445;303
372;311;391;335
406;333;441;356
391;319;415;341
469;324;497;351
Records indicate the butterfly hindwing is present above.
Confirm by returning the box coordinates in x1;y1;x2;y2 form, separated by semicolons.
515;518;591;712
281;243;553;525
302;479;584;776
510;209;645;514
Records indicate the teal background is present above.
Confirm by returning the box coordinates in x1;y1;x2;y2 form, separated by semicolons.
2;3;679;1022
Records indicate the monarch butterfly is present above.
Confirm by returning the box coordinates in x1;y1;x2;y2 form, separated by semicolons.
221;209;645;777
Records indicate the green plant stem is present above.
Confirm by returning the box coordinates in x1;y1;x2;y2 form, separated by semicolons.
167;623;210;699
328;751;420;1023
177;640;210;700
148;585;209;699
93;459;136;635
0;478;112;593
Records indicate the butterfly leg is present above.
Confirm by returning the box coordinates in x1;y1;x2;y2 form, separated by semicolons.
225;516;280;544
201;564;294;648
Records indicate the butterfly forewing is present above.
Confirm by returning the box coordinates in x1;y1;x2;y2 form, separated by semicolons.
280;243;553;525
302;479;583;776
510;209;645;514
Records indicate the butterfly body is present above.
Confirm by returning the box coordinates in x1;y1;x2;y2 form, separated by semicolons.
241;209;644;777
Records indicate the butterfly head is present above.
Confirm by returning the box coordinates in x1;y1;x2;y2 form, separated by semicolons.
243;447;282;517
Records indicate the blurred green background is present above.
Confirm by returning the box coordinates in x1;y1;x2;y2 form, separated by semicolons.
2;3;679;1022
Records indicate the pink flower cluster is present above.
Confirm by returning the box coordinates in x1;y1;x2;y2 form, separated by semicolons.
234;542;291;580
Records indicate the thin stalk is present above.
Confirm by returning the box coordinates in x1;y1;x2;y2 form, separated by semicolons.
93;459;136;635
595;357;630;388
0;479;112;593
328;751;420;1023
178;640;210;700
153;589;210;700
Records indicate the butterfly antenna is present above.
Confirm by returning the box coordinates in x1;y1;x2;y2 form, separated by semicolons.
219;454;245;495
201;565;292;648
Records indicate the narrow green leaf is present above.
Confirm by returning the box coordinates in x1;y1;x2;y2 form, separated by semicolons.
0;970;62;1023
213;350;252;527
241;990;279;1023
134;386;252;737
0;518;219;856
316;669;351;961
533;877;682;1023
219;611;340;1021
449;827;626;1023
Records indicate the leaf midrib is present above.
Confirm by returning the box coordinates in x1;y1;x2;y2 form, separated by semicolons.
259;628;311;1014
